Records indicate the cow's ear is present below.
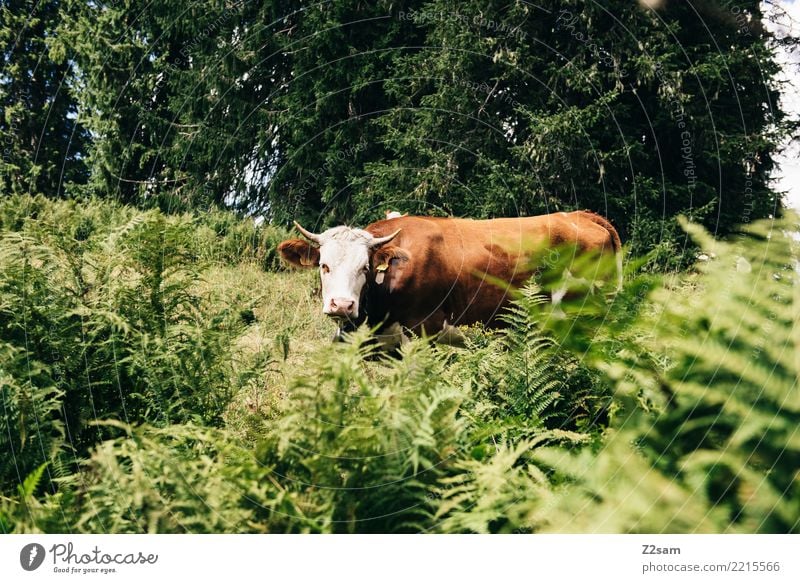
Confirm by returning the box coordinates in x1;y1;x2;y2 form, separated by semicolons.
372;245;411;291
372;245;410;269
277;239;320;268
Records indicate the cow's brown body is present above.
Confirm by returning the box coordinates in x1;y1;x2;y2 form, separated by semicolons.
358;210;621;336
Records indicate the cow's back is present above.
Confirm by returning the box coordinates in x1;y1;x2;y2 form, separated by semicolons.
365;212;619;333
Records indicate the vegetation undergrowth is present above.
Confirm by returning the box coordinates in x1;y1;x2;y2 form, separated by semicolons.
1;196;797;533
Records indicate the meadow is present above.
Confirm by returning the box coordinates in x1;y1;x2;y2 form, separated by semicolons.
0;194;797;533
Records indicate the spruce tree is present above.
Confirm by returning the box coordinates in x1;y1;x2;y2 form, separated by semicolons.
50;0;794;260
56;1;293;211
0;0;88;197
261;0;792;261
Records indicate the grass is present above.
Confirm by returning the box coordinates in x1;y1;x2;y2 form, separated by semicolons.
216;265;335;441
1;195;797;534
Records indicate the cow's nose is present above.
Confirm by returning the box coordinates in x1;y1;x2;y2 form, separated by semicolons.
325;297;356;317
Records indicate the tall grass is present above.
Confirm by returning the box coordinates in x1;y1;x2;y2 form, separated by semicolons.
1;196;797;533
0;197;284;504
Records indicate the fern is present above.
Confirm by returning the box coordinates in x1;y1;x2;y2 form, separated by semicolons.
0;196;280;513
433;432;589;533
73;423;299;533
255;332;467;532
532;214;800;533
5;195;796;534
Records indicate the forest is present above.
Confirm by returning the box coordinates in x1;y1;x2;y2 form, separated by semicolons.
0;0;798;533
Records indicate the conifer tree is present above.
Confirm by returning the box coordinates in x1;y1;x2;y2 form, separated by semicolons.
51;1;795;258
0;0;88;196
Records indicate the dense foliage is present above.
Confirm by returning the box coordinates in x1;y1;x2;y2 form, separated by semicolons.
0;0;89;195
2;1;796;263
0;196;286;498
1;196;797;533
2;0;797;536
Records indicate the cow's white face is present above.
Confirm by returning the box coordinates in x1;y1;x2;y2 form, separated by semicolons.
316;227;373;319
277;224;402;322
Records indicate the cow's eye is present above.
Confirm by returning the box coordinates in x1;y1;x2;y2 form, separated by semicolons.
363;265;370;272
321;264;330;274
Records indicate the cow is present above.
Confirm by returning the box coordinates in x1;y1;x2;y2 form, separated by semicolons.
277;211;622;347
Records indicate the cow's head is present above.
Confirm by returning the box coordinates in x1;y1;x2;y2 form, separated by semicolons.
278;222;403;322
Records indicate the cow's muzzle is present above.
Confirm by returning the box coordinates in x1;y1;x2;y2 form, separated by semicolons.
324;297;358;319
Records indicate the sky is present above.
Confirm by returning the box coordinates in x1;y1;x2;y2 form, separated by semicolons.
766;0;800;210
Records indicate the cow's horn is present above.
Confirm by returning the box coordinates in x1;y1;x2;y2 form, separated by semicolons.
294;221;321;244
371;229;401;247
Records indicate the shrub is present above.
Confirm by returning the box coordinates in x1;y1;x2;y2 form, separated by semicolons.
529;214;800;533
3;195;797;534
0;196;276;506
72;423;298;534
192;209;290;272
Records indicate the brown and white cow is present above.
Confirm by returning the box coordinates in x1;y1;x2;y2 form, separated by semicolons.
277;211;622;345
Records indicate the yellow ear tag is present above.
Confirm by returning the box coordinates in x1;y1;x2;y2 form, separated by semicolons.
375;263;388;284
